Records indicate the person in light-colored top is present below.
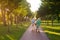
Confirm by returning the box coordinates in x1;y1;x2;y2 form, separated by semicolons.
31;18;36;31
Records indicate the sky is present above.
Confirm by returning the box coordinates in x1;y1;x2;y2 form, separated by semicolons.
26;0;42;12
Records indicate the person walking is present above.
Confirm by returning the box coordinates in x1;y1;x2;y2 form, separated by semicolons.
36;18;41;32
31;18;36;31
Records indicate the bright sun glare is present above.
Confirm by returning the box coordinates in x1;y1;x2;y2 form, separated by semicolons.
26;0;42;12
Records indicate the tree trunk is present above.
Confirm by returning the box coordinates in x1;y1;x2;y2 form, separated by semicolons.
10;14;13;25
1;8;7;26
57;13;59;23
51;15;54;26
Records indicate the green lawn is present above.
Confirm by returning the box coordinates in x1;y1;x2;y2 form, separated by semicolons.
0;22;30;40
42;24;60;40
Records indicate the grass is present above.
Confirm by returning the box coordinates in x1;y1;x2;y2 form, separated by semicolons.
42;24;60;40
0;22;30;40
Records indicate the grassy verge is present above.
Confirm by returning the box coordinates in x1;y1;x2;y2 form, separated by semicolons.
42;25;60;40
0;22;30;40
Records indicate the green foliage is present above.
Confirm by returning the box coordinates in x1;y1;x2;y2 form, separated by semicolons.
37;0;60;21
0;22;30;40
42;25;60;40
0;0;31;25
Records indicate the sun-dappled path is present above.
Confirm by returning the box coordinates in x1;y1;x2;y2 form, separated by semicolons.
20;25;49;40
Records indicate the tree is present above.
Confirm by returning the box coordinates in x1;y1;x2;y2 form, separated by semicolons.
0;0;31;32
37;0;60;26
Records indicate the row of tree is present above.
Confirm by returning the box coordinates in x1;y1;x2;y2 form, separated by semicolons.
37;0;60;26
0;0;32;26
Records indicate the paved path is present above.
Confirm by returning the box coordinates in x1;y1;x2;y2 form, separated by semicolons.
20;25;49;40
